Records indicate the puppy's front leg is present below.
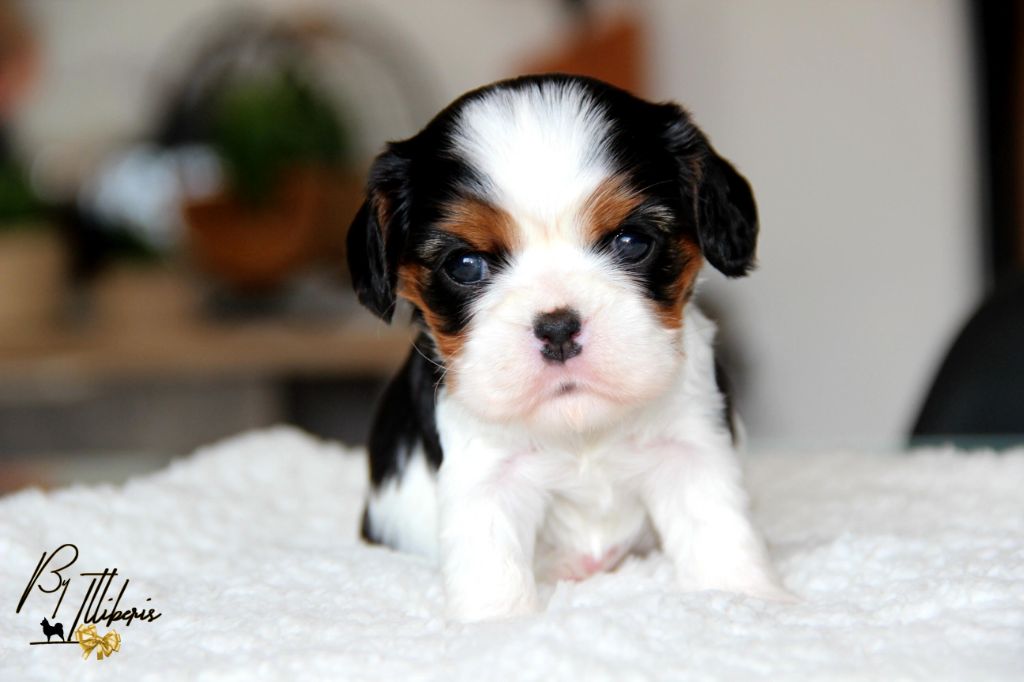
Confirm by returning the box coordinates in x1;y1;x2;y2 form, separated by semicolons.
642;442;788;600
437;446;546;621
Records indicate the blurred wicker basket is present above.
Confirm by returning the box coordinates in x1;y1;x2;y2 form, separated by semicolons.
0;228;65;335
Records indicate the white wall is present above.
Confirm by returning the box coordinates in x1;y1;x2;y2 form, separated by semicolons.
644;1;982;446
14;0;982;448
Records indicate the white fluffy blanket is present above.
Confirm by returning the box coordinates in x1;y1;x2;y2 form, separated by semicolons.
1;428;1021;681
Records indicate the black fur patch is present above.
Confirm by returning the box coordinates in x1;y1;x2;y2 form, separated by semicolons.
714;359;738;444
365;335;444;488
361;335;445;545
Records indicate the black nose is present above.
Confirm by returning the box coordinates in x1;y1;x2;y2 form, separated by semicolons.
533;308;582;363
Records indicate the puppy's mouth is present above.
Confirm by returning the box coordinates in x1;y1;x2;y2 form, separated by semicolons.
555;381;579;396
548;380;614;401
540;376;632;408
528;364;632;411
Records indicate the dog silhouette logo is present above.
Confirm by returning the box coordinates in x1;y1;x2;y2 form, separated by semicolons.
40;618;64;643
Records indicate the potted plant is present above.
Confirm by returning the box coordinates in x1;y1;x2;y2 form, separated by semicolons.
183;63;352;292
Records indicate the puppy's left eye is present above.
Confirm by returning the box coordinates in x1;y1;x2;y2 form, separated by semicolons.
611;231;653;262
444;252;490;284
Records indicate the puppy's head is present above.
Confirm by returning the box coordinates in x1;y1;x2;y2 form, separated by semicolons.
348;75;757;432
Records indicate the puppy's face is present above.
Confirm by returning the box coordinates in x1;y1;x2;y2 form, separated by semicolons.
349;76;757;432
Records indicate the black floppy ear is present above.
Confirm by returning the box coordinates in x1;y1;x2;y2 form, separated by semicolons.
346;146;412;322
662;106;759;277
696;152;759;277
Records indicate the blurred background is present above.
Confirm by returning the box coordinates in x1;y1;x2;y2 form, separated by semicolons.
1;0;1022;492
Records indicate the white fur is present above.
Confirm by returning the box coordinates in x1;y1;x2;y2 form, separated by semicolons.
365;444;439;561
453;81;613;229
433;305;786;621
378;82;784;620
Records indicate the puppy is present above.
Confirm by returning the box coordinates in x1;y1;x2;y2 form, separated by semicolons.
348;74;785;621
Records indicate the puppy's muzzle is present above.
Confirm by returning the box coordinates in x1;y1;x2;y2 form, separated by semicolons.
533;308;582;363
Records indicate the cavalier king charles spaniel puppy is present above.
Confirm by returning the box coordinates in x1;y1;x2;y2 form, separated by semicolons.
348;74;786;621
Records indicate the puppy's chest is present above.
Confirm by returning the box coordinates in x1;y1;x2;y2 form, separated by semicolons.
531;448;653;581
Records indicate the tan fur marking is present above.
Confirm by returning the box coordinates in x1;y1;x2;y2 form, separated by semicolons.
397;263;466;376
582;176;646;244
438;199;517;253
373;190;392;237
657;237;704;329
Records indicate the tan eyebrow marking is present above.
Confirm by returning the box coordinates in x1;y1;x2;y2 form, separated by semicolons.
581;175;647;244
435;197;518;253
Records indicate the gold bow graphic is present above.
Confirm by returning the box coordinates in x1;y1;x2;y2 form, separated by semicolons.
76;624;121;661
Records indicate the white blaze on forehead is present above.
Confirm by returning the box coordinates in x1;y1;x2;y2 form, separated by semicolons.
451;82;614;231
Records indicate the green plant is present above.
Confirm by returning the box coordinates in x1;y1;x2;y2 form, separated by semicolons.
210;66;349;206
0;157;45;228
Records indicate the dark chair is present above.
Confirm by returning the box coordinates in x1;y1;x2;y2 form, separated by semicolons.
912;273;1024;448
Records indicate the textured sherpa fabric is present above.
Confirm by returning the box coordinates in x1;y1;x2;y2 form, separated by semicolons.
1;427;1022;681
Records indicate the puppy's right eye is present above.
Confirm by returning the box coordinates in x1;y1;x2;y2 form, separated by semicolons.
443;252;490;285
610;230;653;263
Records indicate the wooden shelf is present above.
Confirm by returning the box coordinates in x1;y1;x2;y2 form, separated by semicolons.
0;316;413;386
0;243;415;388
